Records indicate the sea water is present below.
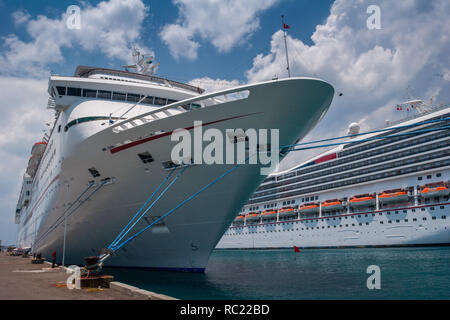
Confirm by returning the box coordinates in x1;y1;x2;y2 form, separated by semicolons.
105;246;450;299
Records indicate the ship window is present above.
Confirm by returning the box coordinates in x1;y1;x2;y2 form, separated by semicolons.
88;167;101;178
127;93;140;102
143;96;154;104
83;89;97;98
56;86;66;96
154;97;167;106
58;125;61;133
67;87;82;96
113;92;126;101
437;173;441;177
138;152;154;163
98;90;112;99
167;99;178;105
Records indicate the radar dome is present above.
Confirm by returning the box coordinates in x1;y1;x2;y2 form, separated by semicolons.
348;122;360;136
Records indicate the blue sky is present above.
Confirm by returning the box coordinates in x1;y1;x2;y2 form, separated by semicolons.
0;0;448;245
0;0;333;81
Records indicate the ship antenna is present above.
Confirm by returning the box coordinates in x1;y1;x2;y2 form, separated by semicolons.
281;15;291;78
122;46;159;76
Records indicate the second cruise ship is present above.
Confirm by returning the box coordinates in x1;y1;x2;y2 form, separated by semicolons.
217;101;450;249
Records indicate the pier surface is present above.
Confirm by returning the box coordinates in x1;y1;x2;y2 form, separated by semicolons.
0;252;175;300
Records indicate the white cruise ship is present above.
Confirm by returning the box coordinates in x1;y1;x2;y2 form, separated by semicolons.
14;52;335;271
217;101;450;249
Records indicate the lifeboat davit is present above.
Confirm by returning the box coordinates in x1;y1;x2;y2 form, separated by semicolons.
421;186;449;198
349;195;376;208
321;199;344;211
245;212;260;222
261;210;277;220
379;190;409;204
278;207;297;218
299;204;319;214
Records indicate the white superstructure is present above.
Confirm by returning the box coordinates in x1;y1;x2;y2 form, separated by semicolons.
15;63;334;271
217;103;450;249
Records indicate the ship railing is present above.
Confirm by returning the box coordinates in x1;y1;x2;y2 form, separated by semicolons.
109;85;251;134
383;104;450;128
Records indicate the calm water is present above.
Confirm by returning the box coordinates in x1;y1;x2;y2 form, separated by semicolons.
105;247;450;299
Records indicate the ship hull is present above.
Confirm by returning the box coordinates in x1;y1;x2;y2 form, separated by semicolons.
18;78;334;270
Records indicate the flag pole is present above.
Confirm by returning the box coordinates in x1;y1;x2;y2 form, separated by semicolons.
281;15;291;78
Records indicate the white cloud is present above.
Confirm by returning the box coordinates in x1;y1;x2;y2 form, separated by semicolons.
12;10;31;25
0;77;51;244
0;0;152;244
160;0;278;60
244;0;450;170
0;0;150;77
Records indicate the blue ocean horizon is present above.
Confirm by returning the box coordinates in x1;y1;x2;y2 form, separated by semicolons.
105;246;450;300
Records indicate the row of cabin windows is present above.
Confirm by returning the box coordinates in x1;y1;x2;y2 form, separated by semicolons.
255;137;449;194
56;86;179;107
227;215;448;234
282;199;296;206
418;173;442;180
259;129;450;190
253;148;450;199
301;196;318;203
247;158;450;205
228;207;448;232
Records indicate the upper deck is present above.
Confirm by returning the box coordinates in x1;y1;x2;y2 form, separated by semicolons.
73;66;204;94
247;105;450;205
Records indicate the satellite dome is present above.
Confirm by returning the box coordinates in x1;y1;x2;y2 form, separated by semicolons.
348;122;360;135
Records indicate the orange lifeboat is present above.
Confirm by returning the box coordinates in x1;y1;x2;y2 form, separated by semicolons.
234;215;245;223
349;195;376;208
421;186;449;198
31;141;47;156
245;212;260;222
379;190;409;204
278;207;297;218
261;210;277;220
299;203;319;214
321;199;344;211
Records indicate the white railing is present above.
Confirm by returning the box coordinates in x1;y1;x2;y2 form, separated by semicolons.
109;86;251;133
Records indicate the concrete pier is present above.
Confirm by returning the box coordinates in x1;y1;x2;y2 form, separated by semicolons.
0;252;176;300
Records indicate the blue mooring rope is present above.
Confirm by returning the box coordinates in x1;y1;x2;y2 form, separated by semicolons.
281;116;450;149
281;125;450;152
110;154;257;252
109;167;187;249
